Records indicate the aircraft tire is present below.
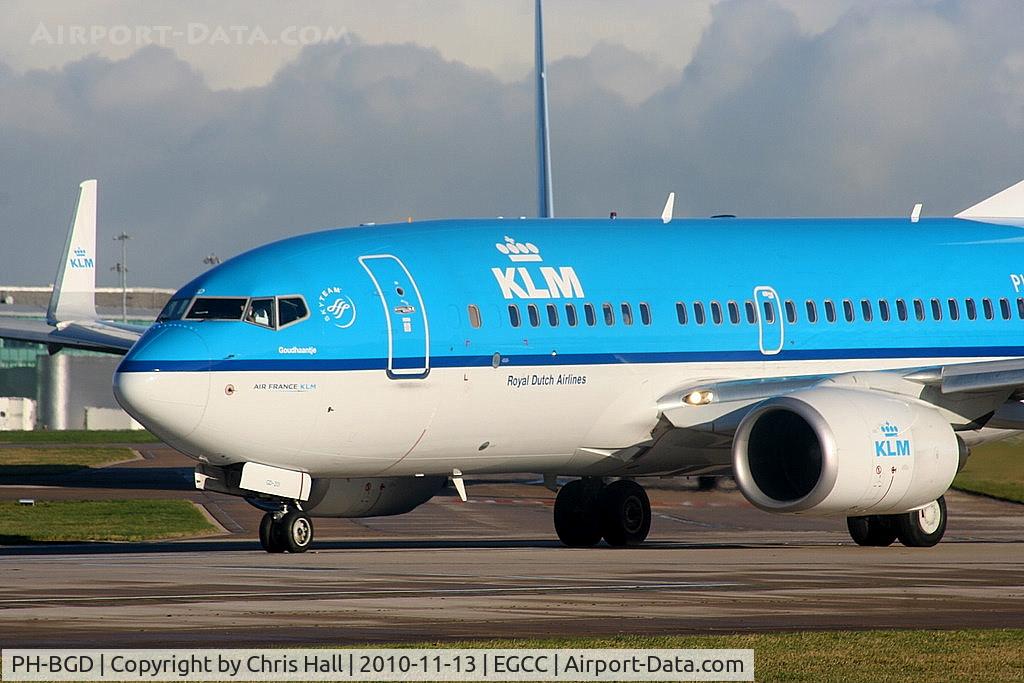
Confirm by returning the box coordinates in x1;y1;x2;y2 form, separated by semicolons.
846;515;897;547
553;478;603;547
275;510;314;553
696;476;717;491
600;479;651;546
895;497;947;548
259;513;286;553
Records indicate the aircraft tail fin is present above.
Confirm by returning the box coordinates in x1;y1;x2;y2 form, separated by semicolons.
535;0;554;218
47;179;99;325
955;178;1024;221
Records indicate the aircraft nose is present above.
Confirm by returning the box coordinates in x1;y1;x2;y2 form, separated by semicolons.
113;325;211;439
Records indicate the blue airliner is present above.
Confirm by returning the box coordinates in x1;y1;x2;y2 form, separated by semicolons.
3;1;1024;553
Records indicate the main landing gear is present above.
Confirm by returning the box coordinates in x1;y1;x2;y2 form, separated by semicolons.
553;478;652;547
259;507;314;553
846;496;947;548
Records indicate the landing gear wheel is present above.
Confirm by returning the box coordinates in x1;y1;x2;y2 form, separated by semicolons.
553;478;603;547
846;515;897;547
259;512;287;553
600;480;651;546
895;497;947;548
274;510;314;553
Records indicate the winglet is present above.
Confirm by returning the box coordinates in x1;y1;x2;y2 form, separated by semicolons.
956;178;1024;220
47;180;99;325
535;0;554;218
661;192;675;224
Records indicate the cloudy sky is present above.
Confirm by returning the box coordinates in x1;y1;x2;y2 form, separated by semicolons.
1;0;1023;287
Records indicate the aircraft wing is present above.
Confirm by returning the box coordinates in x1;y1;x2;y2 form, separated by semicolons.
0;179;151;356
0;317;144;354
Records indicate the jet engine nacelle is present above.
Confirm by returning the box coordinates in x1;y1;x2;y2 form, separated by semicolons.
732;387;960;515
303;475;447;518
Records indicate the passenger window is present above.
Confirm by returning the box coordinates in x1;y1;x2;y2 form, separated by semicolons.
930;298;942;321
508;304;521;328
784;300;797;324
878;299;890;322
565;303;578;327
824;299;837;323
1000;298;1011;320
621;303;634;326
694;302;706;325
966;298;977;320
896;299;908;321
805;300;818;324
639;302;652;325
187;297;248;320
710;301;723;325
602;303;615;326
947;298;959;321
244;298;276;328
860;299;873;322
528;304;540;327
762;300;775;324
842;299;855;322
1018;297;1024;319
746;301;758;324
983;298;994;320
676;302;688;325
584;303;597;326
468;304;482;329
278;297;309;327
914;298;925;321
728;301;741;324
546;303;559;326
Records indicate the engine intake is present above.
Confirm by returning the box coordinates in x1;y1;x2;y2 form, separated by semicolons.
732;387;959;515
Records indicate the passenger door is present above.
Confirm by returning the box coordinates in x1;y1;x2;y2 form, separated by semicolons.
359;255;430;378
754;286;784;355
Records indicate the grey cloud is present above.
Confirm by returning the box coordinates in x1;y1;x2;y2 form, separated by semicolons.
2;0;1024;289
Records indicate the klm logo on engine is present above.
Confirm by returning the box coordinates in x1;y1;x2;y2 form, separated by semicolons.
491;236;585;300
874;421;912;457
69;246;94;269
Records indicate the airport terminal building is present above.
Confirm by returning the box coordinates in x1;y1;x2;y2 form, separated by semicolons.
0;286;172;430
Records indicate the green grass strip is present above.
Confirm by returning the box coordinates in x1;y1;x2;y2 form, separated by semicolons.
0;430;159;444
953;439;1024;504
0;500;216;543
0;447;137;477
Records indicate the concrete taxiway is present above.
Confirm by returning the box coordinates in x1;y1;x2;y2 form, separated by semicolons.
0;446;1022;647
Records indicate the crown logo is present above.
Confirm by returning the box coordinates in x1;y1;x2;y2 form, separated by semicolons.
880;422;899;437
73;247;87;257
495;236;541;262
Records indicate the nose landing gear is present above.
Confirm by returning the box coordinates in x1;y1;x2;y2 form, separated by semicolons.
553;477;652;547
259;507;314;553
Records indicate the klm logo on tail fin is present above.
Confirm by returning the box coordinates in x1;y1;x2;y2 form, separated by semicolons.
491;236;584;300
69;246;94;269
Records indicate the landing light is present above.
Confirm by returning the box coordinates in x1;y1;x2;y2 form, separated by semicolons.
684;390;714;406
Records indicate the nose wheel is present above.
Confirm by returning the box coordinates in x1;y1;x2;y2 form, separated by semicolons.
553;478;652;547
259;508;314;553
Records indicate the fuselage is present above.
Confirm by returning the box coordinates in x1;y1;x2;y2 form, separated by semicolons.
113;216;1024;477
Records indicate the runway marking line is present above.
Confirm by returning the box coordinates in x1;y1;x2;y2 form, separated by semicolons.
0;581;738;606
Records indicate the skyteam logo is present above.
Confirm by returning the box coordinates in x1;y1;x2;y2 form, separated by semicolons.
874;421;912;457
491;236;585;300
318;286;356;329
69;246;94;269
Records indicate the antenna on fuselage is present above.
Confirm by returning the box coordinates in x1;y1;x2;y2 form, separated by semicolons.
535;0;554;218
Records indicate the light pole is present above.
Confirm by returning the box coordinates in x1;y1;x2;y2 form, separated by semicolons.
112;232;130;322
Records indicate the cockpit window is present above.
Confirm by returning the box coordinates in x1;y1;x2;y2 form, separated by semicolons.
278;297;309;327
244;298;276;329
186;297;247;320
157;298;190;322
